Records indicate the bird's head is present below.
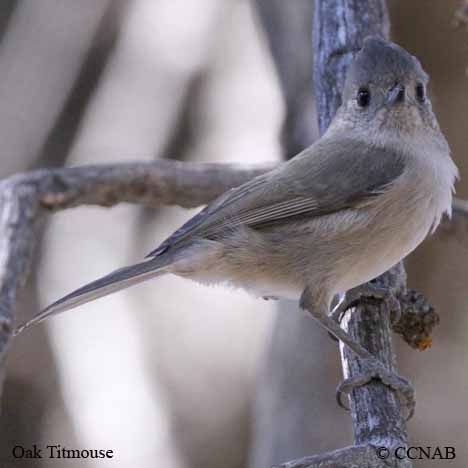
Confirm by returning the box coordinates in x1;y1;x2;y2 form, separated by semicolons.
338;36;438;136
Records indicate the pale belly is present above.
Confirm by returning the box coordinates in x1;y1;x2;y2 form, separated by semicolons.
245;223;431;301
334;211;433;295
245;201;436;301
186;269;304;301
173;196;440;302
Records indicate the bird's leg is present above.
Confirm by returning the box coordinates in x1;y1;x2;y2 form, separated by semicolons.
300;286;415;420
301;289;374;360
329;281;401;325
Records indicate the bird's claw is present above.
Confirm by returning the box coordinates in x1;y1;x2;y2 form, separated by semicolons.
330;283;401;325
336;357;415;420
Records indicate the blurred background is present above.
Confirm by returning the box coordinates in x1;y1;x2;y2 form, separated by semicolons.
1;0;467;467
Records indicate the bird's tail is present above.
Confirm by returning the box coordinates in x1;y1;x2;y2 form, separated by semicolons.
14;256;171;336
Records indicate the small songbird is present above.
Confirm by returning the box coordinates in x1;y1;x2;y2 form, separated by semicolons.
16;37;458;414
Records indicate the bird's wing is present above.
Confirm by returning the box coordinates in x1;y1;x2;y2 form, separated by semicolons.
148;136;406;256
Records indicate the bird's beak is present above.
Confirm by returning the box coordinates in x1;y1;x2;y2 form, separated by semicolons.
386;83;405;106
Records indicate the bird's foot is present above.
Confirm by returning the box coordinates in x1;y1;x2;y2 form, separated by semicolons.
330;282;401;325
336;357;415;420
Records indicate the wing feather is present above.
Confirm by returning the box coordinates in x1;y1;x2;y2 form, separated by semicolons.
148;136;406;256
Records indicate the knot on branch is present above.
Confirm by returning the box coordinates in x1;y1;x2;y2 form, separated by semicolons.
393;289;439;350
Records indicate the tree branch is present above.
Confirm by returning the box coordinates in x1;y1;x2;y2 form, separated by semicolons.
437;198;468;249
255;0;316;158
275;445;385;468
0;160;276;394
7;161;273;212
309;2;413;467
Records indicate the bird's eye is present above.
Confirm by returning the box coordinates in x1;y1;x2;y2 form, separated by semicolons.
416;83;425;103
357;87;371;107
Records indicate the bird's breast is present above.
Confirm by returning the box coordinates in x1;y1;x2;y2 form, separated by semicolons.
335;153;455;294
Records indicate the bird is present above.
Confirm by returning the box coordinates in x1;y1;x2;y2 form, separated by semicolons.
16;37;458;416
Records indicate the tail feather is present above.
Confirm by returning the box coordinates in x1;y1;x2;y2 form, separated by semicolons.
15;257;169;336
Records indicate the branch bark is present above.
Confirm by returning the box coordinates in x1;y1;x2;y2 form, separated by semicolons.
275;445;388;468
316;0;409;465
315;0;411;458
276;0;410;467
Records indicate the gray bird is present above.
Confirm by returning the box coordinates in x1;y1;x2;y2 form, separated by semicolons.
16;37;458;415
